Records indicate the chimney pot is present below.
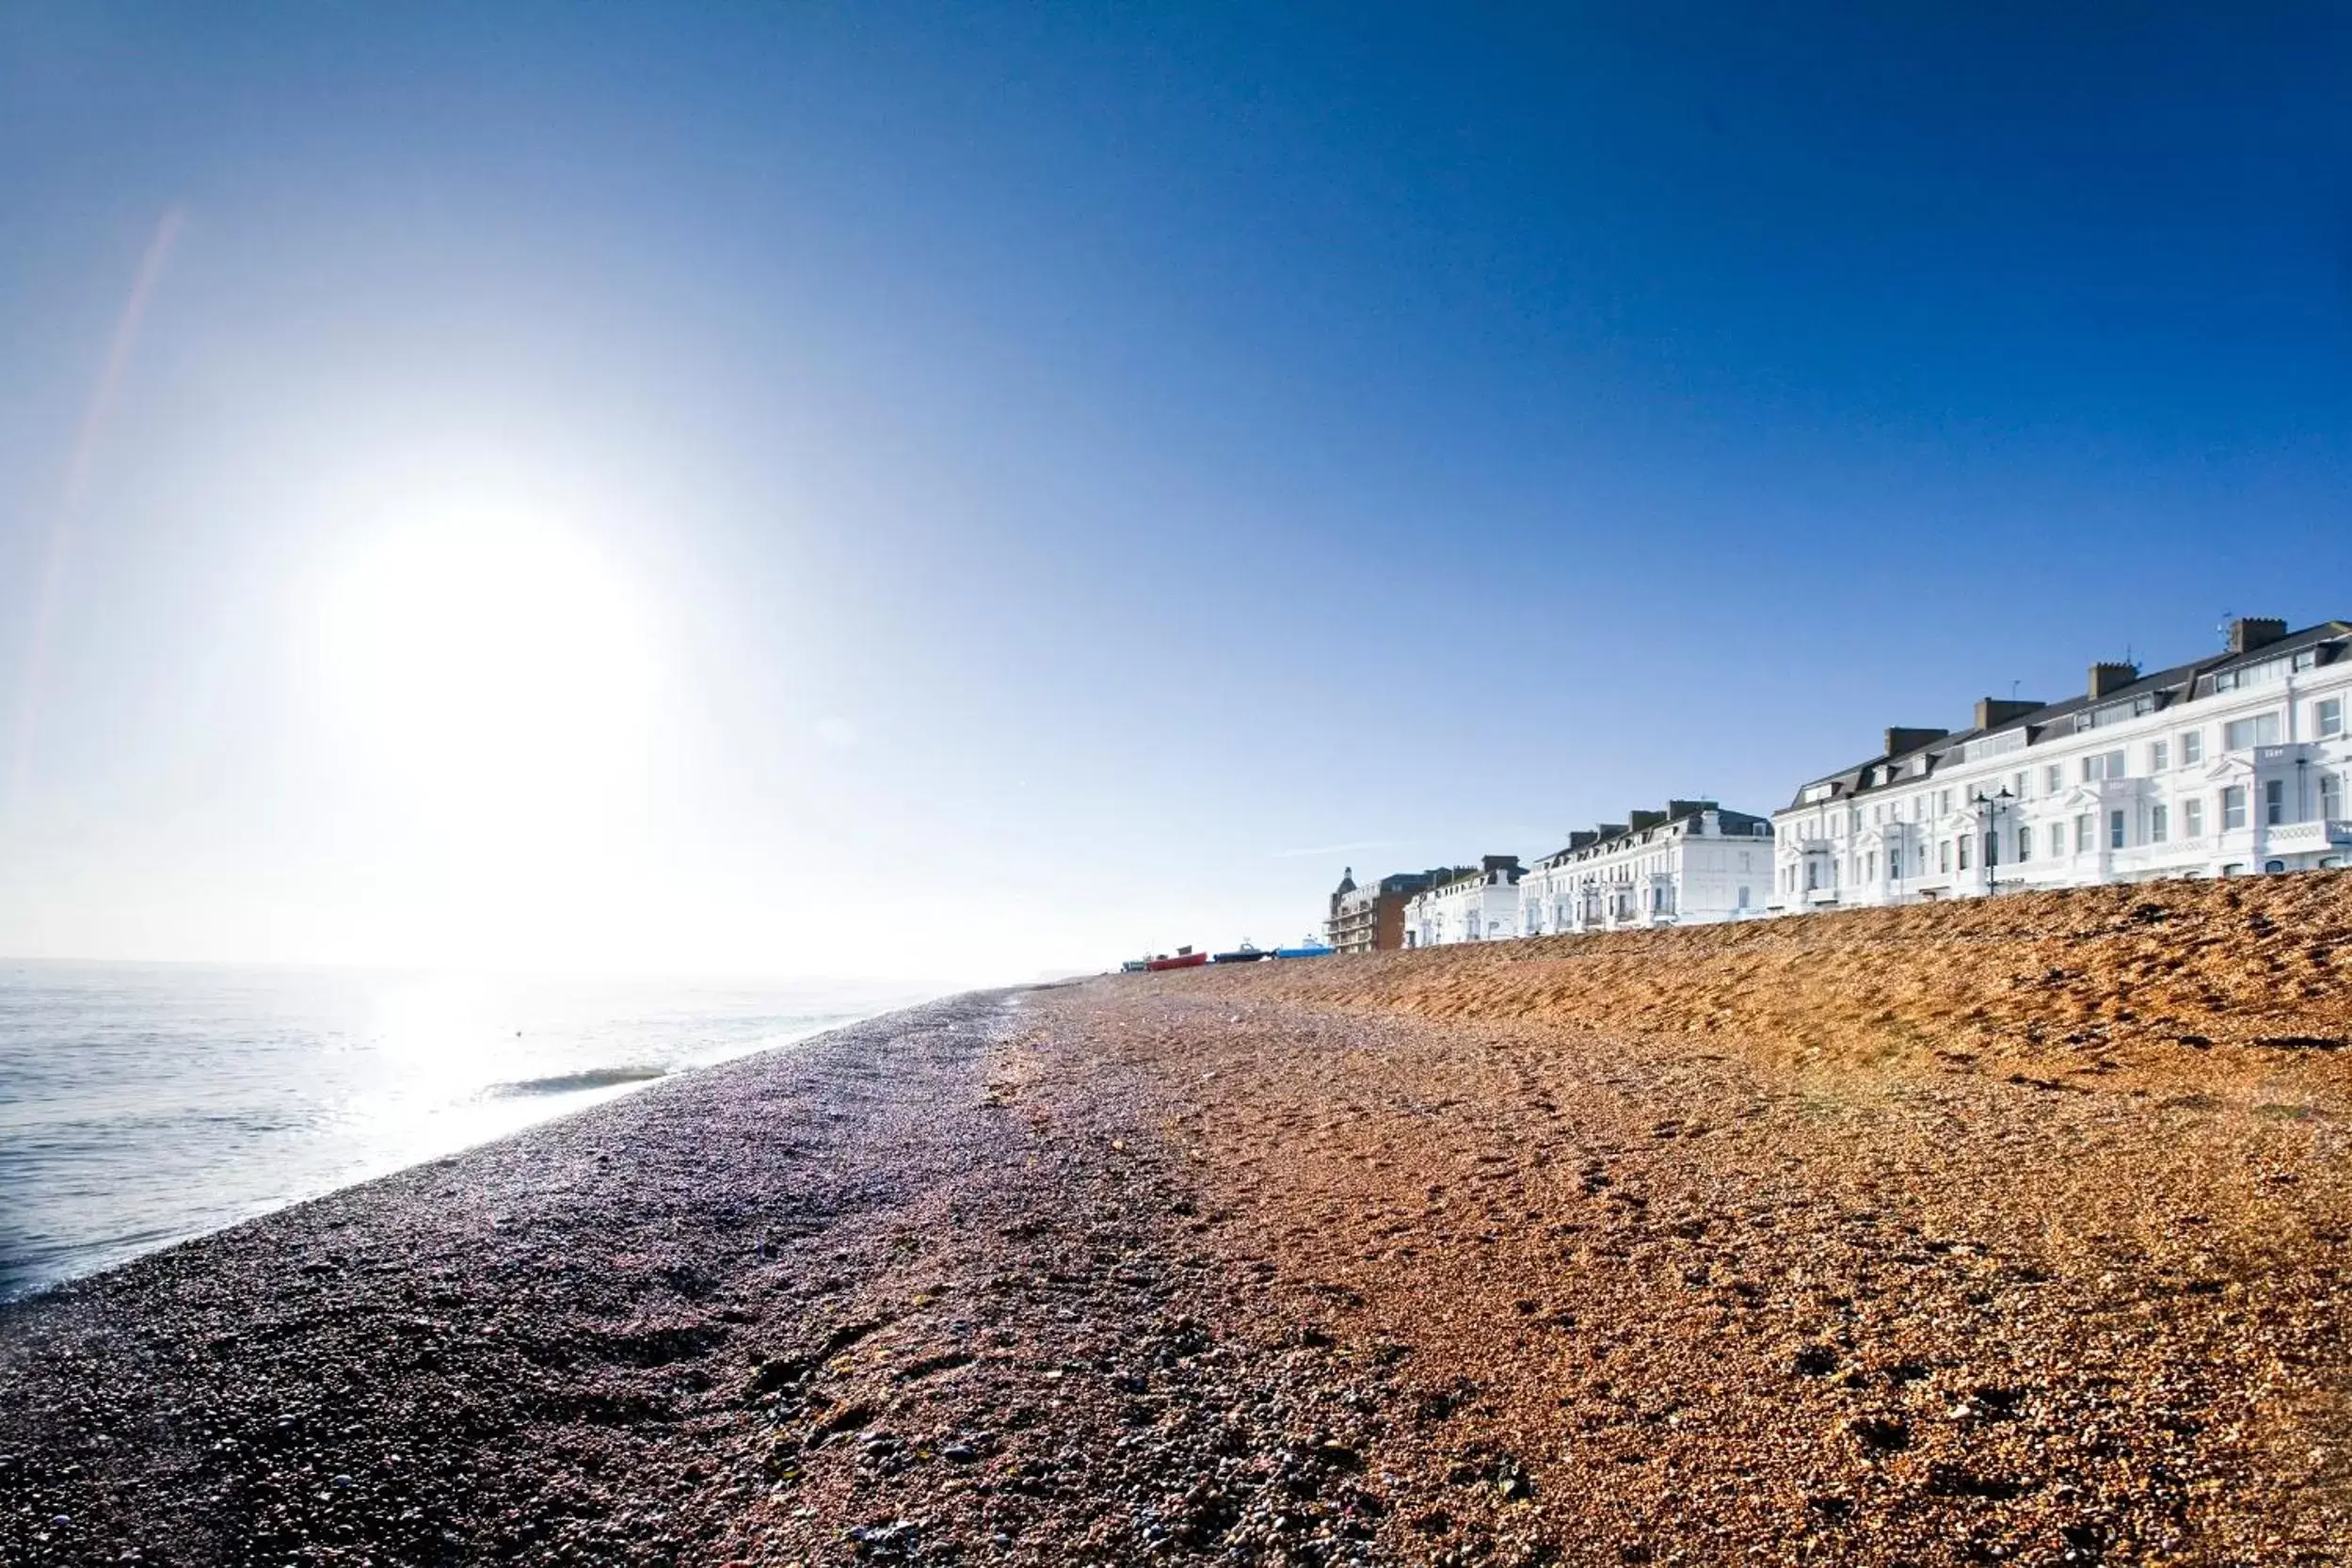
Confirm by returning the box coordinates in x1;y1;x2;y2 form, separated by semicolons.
2229;616;2288;654
1883;726;1949;758
1974;698;2042;731
2087;663;2139;700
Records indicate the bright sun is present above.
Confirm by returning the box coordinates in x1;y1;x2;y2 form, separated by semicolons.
314;508;656;893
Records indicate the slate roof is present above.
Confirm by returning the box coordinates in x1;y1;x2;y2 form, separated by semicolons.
1780;620;2352;811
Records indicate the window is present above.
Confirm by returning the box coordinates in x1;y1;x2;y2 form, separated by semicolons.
2320;698;2344;740
2150;740;2168;772
2215;657;2292;693
1889;849;1903;879
1865;851;1877;880
2224;712;2281;750
1958;835;1972;871
2184;797;2204;838
2016;824;2032;862
1736;885;1751;909
2073;812;2093;853
2150;805;2168;844
1939;840;1951;874
2265;778;2286;825
2109;808;2127;850
2222;785;2248;831
2324;774;2344;820
2049;821;2065;856
2079;696;2156;731
2012;772;2027;800
2181;729;2203;766
2082;750;2127;782
1938;790;1952;815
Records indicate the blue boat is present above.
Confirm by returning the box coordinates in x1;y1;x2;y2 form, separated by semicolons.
1272;943;1334;959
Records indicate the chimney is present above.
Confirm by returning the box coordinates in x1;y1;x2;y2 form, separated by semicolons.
1665;798;1716;821
1596;823;1628;840
1627;808;1667;832
2229;616;2288;654
2086;663;2138;700
1884;726;1948;757
1568;830;1599;850
1480;854;1521;875
1975;696;2042;730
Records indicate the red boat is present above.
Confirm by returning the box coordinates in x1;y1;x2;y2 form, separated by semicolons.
1144;947;1208;972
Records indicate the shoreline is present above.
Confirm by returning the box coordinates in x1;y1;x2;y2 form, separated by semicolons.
0;973;921;1306
6;888;2349;1563
2;991;1044;1564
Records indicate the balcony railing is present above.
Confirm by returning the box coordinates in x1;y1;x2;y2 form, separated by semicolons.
2263;819;2352;854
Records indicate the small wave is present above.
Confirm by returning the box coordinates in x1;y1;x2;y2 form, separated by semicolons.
488;1065;669;1096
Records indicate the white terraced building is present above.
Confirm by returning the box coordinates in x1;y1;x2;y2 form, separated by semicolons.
1772;617;2352;911
1404;856;1524;947
1521;801;1774;935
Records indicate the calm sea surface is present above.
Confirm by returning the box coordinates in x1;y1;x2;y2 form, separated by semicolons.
0;960;927;1300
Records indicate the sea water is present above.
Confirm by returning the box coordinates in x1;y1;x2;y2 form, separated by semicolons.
0;960;925;1300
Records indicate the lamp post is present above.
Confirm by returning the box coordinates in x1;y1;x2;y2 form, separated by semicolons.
1974;786;2015;894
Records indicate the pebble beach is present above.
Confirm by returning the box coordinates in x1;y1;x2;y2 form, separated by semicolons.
4;877;2348;1565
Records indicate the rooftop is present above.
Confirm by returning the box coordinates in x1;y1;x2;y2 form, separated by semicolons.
1780;617;2351;811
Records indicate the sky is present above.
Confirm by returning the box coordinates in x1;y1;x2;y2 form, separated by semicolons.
2;6;2349;984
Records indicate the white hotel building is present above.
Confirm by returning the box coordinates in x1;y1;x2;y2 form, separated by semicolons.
1404;856;1524;947
1520;801;1775;934
1772;617;2352;910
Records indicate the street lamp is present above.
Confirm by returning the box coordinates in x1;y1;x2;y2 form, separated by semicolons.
1974;786;2015;893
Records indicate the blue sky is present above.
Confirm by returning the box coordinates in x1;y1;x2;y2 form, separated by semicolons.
3;6;2349;980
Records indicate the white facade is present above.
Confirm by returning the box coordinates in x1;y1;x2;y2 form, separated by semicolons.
1521;804;1774;935
1405;859;1523;947
1773;620;2352;910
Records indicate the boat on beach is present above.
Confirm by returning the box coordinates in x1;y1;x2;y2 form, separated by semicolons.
1144;947;1208;972
1211;942;1266;964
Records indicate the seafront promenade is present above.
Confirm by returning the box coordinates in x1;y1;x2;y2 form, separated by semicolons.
4;876;2347;1564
